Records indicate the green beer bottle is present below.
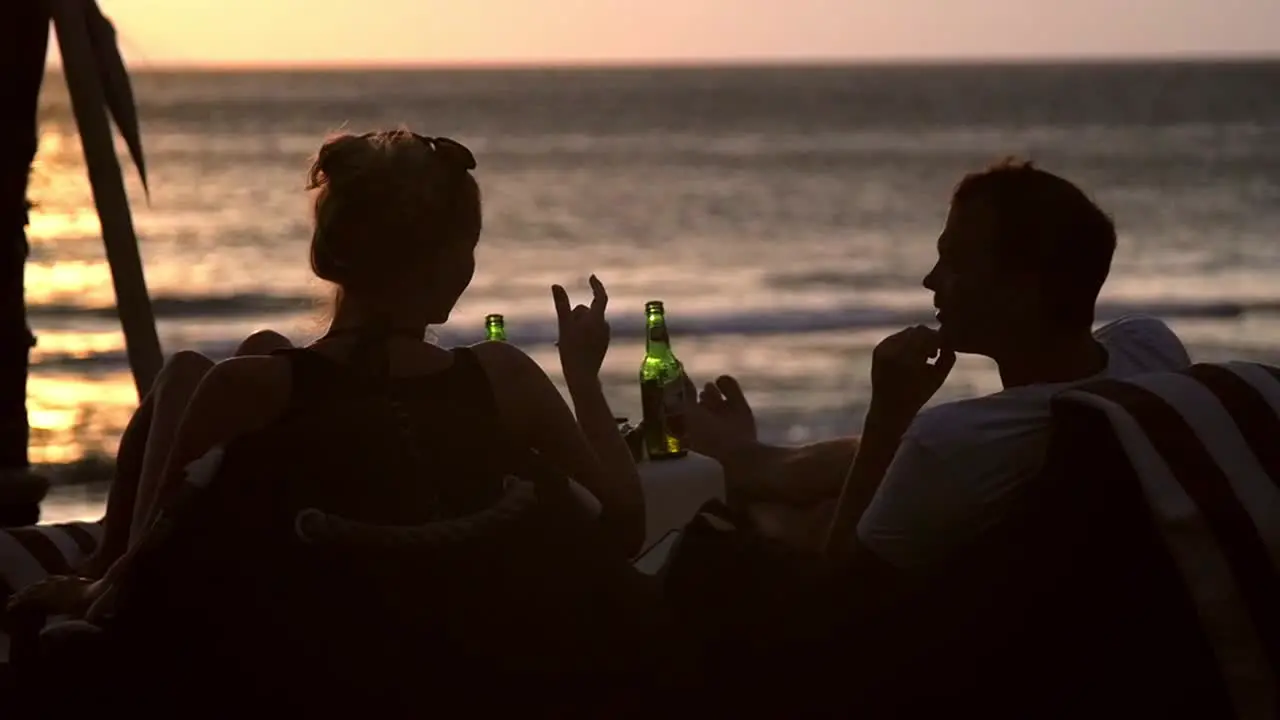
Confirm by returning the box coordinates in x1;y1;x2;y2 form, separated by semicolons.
485;313;507;342
639;301;688;460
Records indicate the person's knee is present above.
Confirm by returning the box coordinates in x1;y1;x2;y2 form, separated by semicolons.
158;350;215;387
234;330;293;356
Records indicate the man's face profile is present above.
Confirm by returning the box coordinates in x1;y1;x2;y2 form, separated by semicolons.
924;198;1028;356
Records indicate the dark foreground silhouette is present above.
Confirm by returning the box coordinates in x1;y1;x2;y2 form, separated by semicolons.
6;359;1278;718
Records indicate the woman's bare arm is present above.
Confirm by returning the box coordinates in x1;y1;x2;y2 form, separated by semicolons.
475;341;645;557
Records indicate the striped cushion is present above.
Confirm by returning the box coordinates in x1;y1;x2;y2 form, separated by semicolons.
1058;361;1280;719
0;447;223;670
0;521;103;665
0;522;103;601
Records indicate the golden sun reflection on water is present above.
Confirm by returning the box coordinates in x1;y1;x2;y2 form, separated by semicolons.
28;126;99;234
27;372;138;465
25;261;117;309
24;125;139;466
26;209;103;243
30;330;125;364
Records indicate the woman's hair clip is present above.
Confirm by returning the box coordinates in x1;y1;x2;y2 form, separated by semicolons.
415;135;477;172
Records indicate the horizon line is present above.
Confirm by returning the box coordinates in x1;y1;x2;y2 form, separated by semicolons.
45;51;1280;73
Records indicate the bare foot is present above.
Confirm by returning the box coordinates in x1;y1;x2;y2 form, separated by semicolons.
683;374;758;464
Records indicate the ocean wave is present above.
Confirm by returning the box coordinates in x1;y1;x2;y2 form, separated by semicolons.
27;292;317;321
26;295;1280;372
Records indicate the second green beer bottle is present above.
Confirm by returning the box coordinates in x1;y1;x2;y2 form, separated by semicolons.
485;313;507;342
639;300;688;460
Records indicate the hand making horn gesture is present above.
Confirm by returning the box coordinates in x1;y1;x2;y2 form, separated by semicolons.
552;274;611;380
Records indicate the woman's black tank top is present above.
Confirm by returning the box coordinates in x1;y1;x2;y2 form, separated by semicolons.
266;344;516;523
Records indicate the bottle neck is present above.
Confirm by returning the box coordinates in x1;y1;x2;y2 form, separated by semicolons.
486;322;505;342
645;315;673;356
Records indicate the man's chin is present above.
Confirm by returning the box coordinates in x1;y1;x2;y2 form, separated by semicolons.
937;324;976;354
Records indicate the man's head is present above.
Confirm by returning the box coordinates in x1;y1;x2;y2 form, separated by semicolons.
923;159;1116;357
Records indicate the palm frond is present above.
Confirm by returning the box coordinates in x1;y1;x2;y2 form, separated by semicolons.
85;1;148;201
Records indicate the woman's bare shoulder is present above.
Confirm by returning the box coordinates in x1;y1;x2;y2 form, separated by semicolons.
466;340;566;428
190;354;294;431
208;353;291;389
468;340;548;382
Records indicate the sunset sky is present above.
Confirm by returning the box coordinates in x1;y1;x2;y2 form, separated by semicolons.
85;0;1280;68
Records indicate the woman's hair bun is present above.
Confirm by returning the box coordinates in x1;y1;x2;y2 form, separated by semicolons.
306;133;379;191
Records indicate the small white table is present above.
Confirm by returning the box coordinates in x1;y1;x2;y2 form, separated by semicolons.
567;452;727;551
636;452;725;551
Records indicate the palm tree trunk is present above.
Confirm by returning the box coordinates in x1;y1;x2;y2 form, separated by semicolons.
0;1;52;526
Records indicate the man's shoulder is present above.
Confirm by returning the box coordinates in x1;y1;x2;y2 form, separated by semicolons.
861;391;1056;569
1095;314;1191;373
1095;314;1176;343
907;391;1053;453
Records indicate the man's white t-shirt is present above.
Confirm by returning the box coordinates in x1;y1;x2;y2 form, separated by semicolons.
855;315;1191;570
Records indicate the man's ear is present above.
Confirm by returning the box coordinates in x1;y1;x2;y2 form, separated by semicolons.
1008;269;1048;311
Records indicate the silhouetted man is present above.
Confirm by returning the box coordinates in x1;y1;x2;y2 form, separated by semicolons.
689;160;1191;569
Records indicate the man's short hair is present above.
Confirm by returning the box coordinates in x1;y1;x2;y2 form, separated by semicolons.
953;158;1116;330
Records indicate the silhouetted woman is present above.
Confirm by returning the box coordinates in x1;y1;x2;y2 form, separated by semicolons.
13;129;645;617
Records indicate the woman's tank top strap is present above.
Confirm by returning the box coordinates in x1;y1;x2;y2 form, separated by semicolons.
445;346;507;437
447;346;487;390
268;347;335;414
267;344;502;421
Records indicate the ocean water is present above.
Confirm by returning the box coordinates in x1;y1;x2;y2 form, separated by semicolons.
28;62;1280;521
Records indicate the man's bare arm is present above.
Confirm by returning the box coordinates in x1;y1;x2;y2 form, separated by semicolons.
822;413;908;556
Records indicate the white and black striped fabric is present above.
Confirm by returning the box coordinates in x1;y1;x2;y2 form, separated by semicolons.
1058;361;1280;719
0;446;225;671
0;521;102;603
0;521;103;664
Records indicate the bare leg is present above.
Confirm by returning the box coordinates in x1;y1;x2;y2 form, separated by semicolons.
127;351;216;540
82;352;218;576
81;393;155;577
746;499;837;553
82;331;297;578
231;330;294;358
128;331;294;539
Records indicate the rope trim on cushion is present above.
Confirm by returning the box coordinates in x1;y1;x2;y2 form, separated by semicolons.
294;477;538;549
